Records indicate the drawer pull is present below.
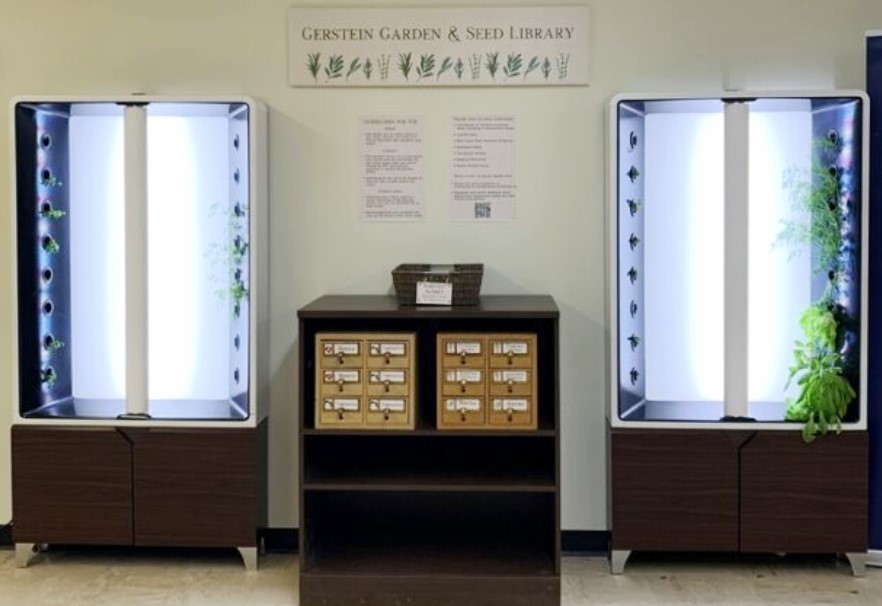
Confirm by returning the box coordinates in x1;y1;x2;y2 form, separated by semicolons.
460;351;467;365
460;380;467;393
507;351;514;365
384;352;392;364
507;379;514;393
383;380;391;393
383;409;391;421
507;409;514;422
337;410;345;420
337;352;345;364
460;410;468;422
338;380;345;392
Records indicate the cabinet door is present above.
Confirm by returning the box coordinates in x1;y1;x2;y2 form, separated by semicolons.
740;431;867;553
129;427;261;548
610;429;742;551
12;426;133;545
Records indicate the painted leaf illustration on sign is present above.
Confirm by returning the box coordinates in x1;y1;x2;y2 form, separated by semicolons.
469;54;482;80
504;53;522;79
524;56;541;81
542;57;552;80
363;57;373;80
438;56;453;80
454;57;465;80
346;57;362;81
398;52;413;80
325;54;344;81
485;52;500;81
416;53;435;80
556;53;570;79
306;52;321;82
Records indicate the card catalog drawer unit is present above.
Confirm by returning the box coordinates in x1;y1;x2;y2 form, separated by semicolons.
489;397;535;428
489;369;534;397
366;397;411;427
439;336;487;369
441;397;487;427
318;337;363;368
441;368;486;397
315;333;416;430
366;339;413;369
319;397;364;427
489;335;537;369
436;333;538;430
319;369;363;397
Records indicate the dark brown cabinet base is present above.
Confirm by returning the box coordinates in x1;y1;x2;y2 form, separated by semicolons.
298;295;561;606
609;428;867;575
11;421;267;569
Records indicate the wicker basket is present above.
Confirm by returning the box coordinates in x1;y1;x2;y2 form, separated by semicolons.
392;264;483;306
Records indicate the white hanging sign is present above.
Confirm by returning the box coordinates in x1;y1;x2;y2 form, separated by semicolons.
288;6;590;87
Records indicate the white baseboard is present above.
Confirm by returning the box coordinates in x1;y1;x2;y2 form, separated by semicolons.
867;550;882;567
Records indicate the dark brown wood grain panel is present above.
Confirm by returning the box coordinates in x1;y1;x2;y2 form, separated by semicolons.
300;573;559;606
740;430;867;553
130;424;262;548
610;429;741;551
11;426;133;545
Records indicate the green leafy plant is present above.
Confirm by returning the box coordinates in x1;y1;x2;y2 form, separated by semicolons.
40;367;57;388
363;57;373;80
324;54;344;82
398;52;413;80
44;337;65;353
776;140;846;280
39;207;66;220
784;305;855;442
777;136;859;442
41;235;60;254
306;53;321;81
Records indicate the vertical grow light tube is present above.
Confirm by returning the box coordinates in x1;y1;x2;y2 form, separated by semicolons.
124;104;149;418
724;101;749;419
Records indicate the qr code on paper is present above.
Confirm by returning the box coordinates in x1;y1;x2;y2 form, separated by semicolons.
474;202;491;219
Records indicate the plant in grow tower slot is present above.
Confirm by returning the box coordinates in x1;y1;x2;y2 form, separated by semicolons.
777;136;858;442
784;305;855;442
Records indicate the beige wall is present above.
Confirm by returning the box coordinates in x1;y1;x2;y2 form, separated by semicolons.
1;0;881;531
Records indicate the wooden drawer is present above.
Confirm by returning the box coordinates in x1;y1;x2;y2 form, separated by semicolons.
441;368;485;397
489;369;534;397
366;397;413;429
318;397;363;427
439;397;486;428
439;335;487;368
488;335;536;368
488;397;536;429
318;335;364;368
319;369;363;397
366;336;414;369
366;369;410;397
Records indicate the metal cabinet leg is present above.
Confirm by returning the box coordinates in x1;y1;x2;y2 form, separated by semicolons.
237;546;258;571
846;552;867;577
610;549;632;574
14;543;44;568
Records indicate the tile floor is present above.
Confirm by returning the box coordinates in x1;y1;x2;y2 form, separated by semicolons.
0;548;878;605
